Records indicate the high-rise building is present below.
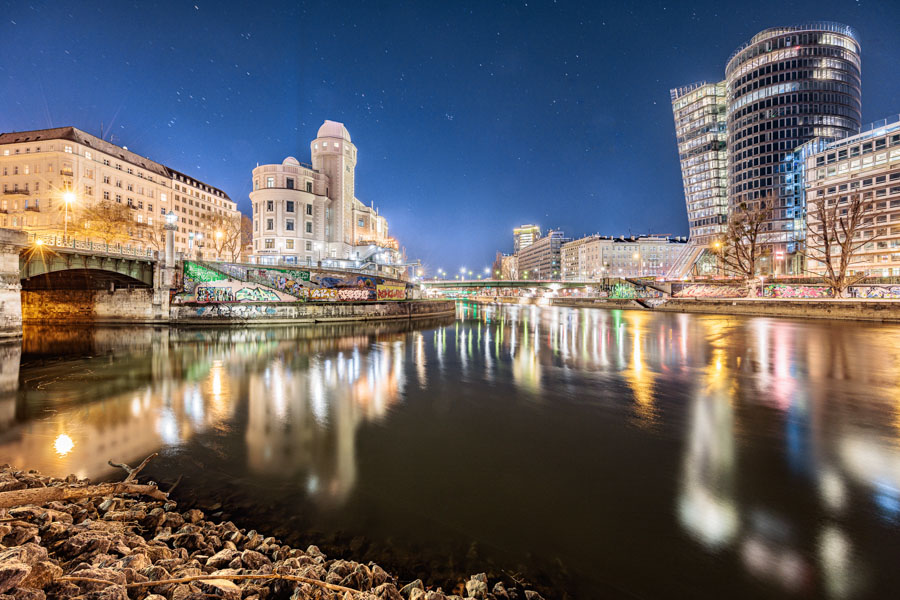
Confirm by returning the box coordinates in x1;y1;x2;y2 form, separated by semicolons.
0;126;239;257
517;230;569;279
726;23;861;273
250;120;401;272
803;117;900;278
513;224;541;253
670;82;728;245
672;22;863;275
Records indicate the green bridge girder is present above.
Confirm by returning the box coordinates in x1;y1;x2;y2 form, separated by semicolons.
19;247;156;286
422;278;634;289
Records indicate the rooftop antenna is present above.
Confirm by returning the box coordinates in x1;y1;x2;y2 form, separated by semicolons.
100;121;104;140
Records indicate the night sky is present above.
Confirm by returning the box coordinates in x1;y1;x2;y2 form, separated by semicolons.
2;1;899;273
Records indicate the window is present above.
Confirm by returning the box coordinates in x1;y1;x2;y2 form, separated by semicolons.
305;221;313;233
306;181;312;193
64;145;73;153
286;178;294;189
115;194;122;203
286;219;294;231
358;218;365;227
286;239;294;249
306;241;312;251
266;218;274;230
286;201;295;212
266;177;274;188
103;191;110;200
265;239;274;249
306;204;313;215
254;179;259;190
266;200;273;211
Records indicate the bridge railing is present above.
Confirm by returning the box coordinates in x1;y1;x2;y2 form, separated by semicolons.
27;233;156;259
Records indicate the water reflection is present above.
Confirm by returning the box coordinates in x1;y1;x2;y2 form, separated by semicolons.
2;307;900;597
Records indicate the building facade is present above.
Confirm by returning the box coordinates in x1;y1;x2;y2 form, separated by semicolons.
804;117;900;277
0;126;239;257
725;23;862;273
561;235;688;280
672;22;863;275
249;121;400;272
670;81;729;245
513;224;541;253
517;230;569;279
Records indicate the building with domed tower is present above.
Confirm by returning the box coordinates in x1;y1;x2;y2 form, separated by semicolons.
249;120;400;274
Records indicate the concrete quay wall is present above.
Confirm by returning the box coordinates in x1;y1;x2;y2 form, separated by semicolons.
652;298;900;322
22;288;169;323
171;299;456;324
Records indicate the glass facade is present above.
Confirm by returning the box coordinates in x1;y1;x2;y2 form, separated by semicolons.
725;23;861;273
671;81;728;245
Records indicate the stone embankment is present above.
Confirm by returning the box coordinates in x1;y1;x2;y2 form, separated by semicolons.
0;465;545;600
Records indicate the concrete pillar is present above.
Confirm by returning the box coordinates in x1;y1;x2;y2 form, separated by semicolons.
0;229;28;338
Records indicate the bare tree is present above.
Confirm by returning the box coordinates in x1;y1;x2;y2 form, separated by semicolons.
208;214;243;262
712;200;770;280
79;200;136;246
805;192;875;296
141;218;168;257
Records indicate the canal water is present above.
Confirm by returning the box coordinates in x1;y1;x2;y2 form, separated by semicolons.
2;303;900;598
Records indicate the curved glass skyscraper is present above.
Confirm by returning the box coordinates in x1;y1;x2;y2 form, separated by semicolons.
725;23;861;272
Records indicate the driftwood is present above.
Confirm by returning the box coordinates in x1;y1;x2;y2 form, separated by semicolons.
0;453;167;509
59;570;364;595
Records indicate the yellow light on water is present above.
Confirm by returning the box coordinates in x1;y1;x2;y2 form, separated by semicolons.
54;434;74;456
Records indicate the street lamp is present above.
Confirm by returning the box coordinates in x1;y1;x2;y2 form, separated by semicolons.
63;191;76;242
164;211;177;268
215;230;223;261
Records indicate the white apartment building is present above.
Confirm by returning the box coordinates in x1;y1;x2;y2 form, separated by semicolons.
0;126;239;257
804;117;900;277
561;235;688;280
250;120;399;269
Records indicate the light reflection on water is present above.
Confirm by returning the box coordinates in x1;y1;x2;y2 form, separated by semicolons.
2;306;900;597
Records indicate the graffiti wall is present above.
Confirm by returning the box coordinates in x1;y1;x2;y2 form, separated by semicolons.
762;284;832;299
850;285;900;299
177;281;294;304
183;262;227;292
376;283;407;300
673;284;748;298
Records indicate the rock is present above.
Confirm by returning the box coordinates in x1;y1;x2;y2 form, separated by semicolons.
0;562;31;594
240;549;270;570
197;578;242;600
0;543;48;567
374;583;404;600
11;588;45;600
410;589;426;600
425;592;448;600
523;592;545;600
19;561;62;589
400;579;425;598
465;575;488;599
491;582;509;600
206;548;239;569
184;509;204;524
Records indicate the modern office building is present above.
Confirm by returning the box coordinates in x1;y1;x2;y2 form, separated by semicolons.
513;224;541;253
249;120;400;271
562;235;688;280
803;117;900;277
670;81;729;245
672;22;863;275
0;126;239;257
517;230;569;279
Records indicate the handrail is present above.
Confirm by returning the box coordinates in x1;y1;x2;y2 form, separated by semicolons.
26;233;156;259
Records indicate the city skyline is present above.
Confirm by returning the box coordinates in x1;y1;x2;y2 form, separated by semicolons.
1;1;899;271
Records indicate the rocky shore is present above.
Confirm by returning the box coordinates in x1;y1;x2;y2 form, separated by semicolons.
0;465;547;600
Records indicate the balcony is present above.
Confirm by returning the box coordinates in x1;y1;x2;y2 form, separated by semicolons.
25;205;40;212
3;189;30;195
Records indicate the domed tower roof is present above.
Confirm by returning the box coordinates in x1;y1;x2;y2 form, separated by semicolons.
316;120;351;142
282;156;301;166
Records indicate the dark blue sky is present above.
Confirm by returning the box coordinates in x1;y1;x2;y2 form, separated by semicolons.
2;1;898;273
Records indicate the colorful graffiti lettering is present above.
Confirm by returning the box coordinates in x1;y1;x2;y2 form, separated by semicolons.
184;262;227;284
196;286;235;303
609;284;636;299
851;285;900;299
194;304;278;318
673;284;748;298
338;288;371;301
376;284;406;300
234;287;281;302
310;288;338;301
763;284;832;299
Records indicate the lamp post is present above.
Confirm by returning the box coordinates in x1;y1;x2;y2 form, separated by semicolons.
215;230;223;261
196;232;204;260
63;191;76;242
164;211;177;268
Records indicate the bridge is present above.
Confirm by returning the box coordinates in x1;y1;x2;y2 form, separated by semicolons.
1;229;169;337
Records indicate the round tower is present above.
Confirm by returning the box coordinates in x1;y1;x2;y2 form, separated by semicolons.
310;120;357;255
